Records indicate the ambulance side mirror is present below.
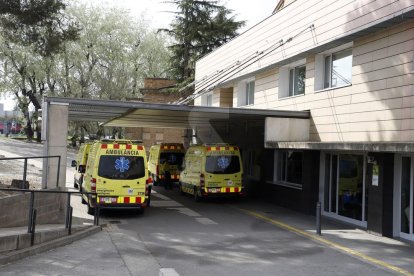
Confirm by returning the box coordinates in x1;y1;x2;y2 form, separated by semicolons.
71;160;77;168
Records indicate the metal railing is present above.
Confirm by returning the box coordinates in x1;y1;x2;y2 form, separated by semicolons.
0;188;98;246
0;156;61;189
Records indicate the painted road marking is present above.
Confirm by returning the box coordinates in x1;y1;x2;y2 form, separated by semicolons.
240;209;414;276
151;201;183;207
168;208;201;217
159;268;180;276
152;191;217;225
195;217;218;225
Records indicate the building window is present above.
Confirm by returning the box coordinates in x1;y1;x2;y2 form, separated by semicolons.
237;78;255;107
289;66;306;96
245;80;255;105
278;59;306;99
206;94;212;106
323;48;352;89
276;151;303;186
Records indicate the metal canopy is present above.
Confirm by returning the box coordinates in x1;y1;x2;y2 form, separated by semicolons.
44;97;310;128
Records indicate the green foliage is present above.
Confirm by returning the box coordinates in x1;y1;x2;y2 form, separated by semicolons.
0;0;79;57
0;2;172;141
163;0;245;87
0;0;78;140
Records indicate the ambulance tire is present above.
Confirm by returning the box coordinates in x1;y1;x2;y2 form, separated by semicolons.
179;182;185;195
147;186;152;207
194;187;201;202
136;208;145;215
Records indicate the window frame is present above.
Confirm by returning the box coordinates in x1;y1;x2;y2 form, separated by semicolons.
288;65;306;97
237;77;255;107
315;42;353;92
245;80;255;106
323;49;353;89
279;59;306;99
206;93;213;106
271;150;303;190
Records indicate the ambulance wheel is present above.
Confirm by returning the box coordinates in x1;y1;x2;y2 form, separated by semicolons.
87;203;95;215
179;182;185;195
194;187;201;202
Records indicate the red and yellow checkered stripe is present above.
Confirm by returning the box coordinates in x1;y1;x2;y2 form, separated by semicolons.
204;187;242;193
159;174;180;180
207;146;238;151
97;196;145;204
161;145;183;150
101;144;144;150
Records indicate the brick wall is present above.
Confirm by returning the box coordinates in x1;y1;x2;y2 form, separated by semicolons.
143;78;175;90
125;78;185;150
142;91;179;104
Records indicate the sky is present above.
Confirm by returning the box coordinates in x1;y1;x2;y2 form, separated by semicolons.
0;0;277;110
84;0;276;31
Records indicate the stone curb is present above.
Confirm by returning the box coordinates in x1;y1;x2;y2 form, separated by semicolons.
0;225;102;266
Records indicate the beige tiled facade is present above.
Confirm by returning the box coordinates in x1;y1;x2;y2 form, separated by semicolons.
193;0;414;241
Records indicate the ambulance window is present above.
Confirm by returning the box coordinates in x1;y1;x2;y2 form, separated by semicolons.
205;155;240;174
160;152;184;165
98;155;145;179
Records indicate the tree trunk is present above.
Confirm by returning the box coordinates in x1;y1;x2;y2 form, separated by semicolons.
23;109;34;141
33;108;41;142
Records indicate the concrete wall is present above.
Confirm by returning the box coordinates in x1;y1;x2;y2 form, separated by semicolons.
0;192;66;228
265;117;310;142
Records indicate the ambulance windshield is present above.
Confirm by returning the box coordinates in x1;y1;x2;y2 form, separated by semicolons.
98;155;145;179
205;155;240;174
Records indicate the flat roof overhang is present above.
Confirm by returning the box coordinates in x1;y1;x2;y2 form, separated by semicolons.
44;97;311;128
268;141;414;153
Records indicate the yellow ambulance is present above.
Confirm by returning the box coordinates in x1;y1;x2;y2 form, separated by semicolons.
72;142;92;190
148;143;185;186
81;139;150;215
179;144;244;201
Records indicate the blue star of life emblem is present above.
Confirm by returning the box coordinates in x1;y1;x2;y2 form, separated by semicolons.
217;156;230;169
115;157;130;172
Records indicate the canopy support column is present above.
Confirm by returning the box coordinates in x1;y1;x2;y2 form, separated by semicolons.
42;100;69;189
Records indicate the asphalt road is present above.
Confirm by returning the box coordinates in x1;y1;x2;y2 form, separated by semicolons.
98;188;393;276
0;138;399;275
0;137;76;167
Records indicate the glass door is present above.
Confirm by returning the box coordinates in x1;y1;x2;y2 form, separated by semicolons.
400;157;413;239
324;153;367;225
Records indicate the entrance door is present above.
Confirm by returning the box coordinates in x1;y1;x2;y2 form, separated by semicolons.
400;157;413;240
324;153;367;226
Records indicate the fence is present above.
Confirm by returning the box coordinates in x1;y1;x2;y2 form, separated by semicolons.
0;187;98;246
0;156;61;189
